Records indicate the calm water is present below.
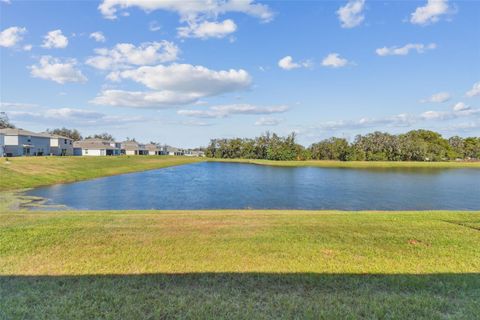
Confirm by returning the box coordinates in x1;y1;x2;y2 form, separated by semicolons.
26;162;480;210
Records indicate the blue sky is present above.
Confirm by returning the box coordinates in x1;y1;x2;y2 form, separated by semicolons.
1;0;479;147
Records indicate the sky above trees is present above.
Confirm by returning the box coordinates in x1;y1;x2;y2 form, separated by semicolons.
1;0;479;147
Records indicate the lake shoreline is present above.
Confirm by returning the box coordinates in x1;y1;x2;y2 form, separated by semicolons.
2;156;480;192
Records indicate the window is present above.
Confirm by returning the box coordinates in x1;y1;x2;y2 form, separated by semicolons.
64;139;67;144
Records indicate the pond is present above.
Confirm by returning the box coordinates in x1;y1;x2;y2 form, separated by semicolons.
25;162;480;210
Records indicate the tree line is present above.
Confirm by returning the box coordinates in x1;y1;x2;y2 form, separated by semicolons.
206;130;480;161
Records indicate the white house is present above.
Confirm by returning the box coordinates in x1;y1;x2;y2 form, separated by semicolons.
46;134;74;156
165;146;185;156
0;128;51;157
73;139;121;156
121;141;148;155
145;143;163;155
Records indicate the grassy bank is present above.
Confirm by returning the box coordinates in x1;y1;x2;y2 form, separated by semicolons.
0;156;202;191
1;210;479;319
212;158;480;169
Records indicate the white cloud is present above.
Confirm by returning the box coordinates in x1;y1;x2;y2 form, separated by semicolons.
149;21;161;32
278;56;311;70
86;41;179;70
23;44;33;51
91;90;203;108
30;56;87;84
178;104;289;118
98;0;273;22
109;63;251;94
0;26;26;47
89;31;106;42
42;29;68;48
1;0;12;4
337;0;365;28
452;102;471;112
420;92;451;103
410;0;451;25
376;43;436;56
321;53;349;68
178;19;237;39
466;82;480;97
255;117;281;126
9;107;144;126
92;63;251;108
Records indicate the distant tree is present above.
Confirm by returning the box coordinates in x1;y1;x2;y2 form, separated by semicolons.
310;137;350;161
86;133;115;141
125;137;137;142
46;127;83;141
0;112;15;129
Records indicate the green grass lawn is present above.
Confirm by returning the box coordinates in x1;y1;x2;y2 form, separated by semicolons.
0;156;202;191
1;210;479;319
212;158;480;169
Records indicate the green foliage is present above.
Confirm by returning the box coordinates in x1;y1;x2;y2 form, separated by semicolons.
85;133;115;141
207;130;479;162
206;132;304;161
46;127;83;141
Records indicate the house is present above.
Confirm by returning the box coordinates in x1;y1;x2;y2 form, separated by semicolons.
184;149;205;157
45;134;74;156
121;141;148;155
165;146;184;156
145;143;164;155
0;128;51;157
73;139;121;156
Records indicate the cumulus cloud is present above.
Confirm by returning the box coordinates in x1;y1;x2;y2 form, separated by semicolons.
91;90;203;108
410;0;452;25
110;63;251;93
98;0;273;22
9;107;144;126
337;0;365;28
376;43;436;56
89;31;106;42
420;92;451;103
255;117;281;126
30;56;87;84
42;29;68;48
92;64;251;108
98;0;272;39
278;56;311;70
452;102;471;112
321;53;349;68
178;19;237;39
86;41;179;70
178;104;289;118
466;82;480;97
0;26;26;47
23;44;33;51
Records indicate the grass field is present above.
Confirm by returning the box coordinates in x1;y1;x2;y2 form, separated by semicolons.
214;158;480;169
1;210;479;319
0;156;202;191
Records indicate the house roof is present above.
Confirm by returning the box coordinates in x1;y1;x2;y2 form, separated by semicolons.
121;141;146;151
0;128;51;138
73;139;119;150
145;143;160;151
41;133;73;140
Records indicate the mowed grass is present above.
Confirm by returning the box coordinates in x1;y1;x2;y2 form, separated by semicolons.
213;158;480;169
0;156;203;191
1;210;479;319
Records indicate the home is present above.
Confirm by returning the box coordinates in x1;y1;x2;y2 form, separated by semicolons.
145;143;164;156
165;146;185;156
0;128;51;157
184;149;205;157
46;134;74;156
121;141;148;155
73;139;121;156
